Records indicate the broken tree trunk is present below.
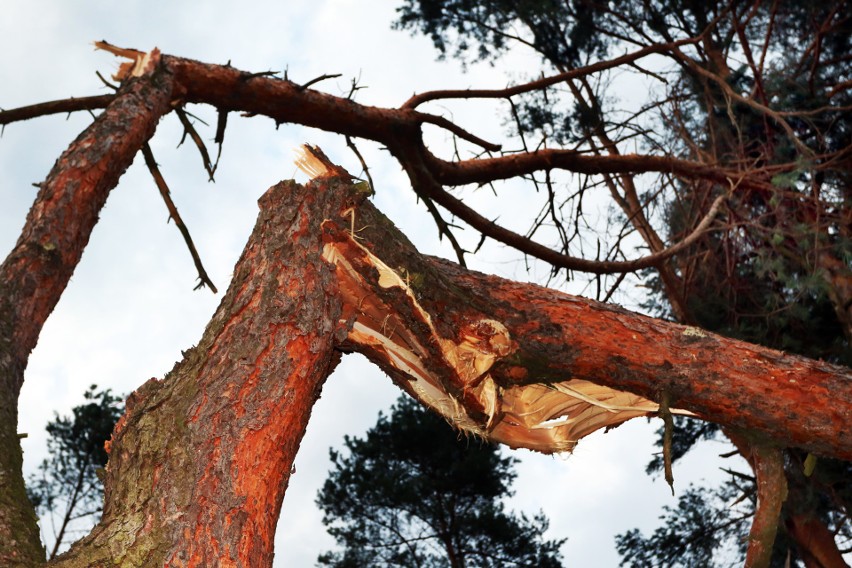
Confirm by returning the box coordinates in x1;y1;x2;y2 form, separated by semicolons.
311;161;852;461
2;145;849;564
67;157;852;564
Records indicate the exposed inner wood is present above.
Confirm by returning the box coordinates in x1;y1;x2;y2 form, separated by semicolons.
321;219;690;453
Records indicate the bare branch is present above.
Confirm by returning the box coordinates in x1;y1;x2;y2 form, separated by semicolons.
670;44;814;157
298;73;342;91
401;36;701;109
0;95;114;127
175;107;216;180
140;143;218;293
344;136;375;193
408;162;728;274
416;112;501;151
419;195;468;267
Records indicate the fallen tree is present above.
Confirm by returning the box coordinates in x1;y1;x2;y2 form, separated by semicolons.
0;46;849;566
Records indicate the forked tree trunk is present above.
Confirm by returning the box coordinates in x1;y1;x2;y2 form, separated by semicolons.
46;166;851;565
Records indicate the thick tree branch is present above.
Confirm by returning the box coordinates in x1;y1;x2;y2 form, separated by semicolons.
0;57;174;567
320;181;852;460
1;51;793;200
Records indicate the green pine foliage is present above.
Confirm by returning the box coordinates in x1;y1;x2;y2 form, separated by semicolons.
316;396;565;567
26;385;124;559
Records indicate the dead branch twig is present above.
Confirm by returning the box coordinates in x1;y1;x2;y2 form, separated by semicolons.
175;107;216;180
141;142;217;293
298;73;342;91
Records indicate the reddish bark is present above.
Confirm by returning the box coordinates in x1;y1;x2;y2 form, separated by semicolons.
0;47;849;564
744;446;787;568
786;513;850;568
0;95;115;127
0;62;175;566
155;54;772;193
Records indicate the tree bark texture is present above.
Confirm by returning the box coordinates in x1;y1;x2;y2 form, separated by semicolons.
0;58;175;566
743;446;787;568
786;513;850;568
3;163;850;565
51;172;356;567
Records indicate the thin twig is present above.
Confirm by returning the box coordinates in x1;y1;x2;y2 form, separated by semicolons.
345;136;375;193
95;71;119;91
416;113;501;152
175;107;215;180
659;390;676;495
141;143;217;293
298;73;342;91
420;196;467;267
347;74;367;101
209;109;228;173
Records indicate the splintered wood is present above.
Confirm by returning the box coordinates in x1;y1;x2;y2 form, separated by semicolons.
318;194;689;454
94;41;160;81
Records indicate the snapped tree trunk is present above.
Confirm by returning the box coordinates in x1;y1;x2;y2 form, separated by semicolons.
318;180;852;460
0;47;850;564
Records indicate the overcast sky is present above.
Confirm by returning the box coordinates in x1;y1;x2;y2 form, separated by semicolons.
1;1;742;565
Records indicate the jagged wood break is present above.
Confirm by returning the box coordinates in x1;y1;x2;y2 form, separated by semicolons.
299;145;676;453
297;145;848;457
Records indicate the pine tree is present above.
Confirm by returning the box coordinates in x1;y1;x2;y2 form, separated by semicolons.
316;396;565;567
